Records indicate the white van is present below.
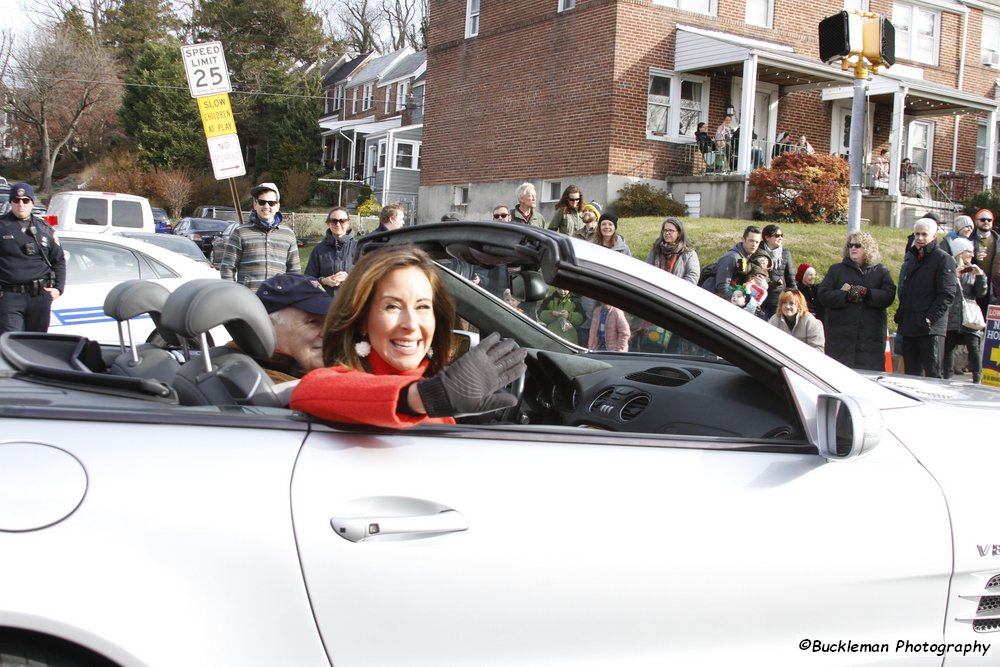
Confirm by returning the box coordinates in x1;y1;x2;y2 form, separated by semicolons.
47;191;155;234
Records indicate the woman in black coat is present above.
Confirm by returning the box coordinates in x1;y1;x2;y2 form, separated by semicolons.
817;232;896;371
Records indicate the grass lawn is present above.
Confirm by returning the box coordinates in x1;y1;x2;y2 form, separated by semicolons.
300;217;914;324
620;216;911;325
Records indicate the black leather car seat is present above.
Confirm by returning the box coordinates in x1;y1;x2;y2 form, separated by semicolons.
102;280;182;383
160;279;281;407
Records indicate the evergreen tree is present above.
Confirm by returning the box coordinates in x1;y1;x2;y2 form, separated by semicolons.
103;0;184;70
119;39;209;170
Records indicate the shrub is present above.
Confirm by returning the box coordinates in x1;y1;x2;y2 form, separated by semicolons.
964;188;1000;217
281;168;312;210
357;195;381;218
612;182;687;217
748;152;849;224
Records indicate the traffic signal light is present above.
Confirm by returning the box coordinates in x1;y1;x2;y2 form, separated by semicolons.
819;11;863;63
863;16;895;67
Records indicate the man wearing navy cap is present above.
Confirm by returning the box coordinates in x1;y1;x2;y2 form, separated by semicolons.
0;182;66;334
247;273;333;382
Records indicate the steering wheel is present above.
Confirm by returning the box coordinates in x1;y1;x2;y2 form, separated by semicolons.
496;368;526;424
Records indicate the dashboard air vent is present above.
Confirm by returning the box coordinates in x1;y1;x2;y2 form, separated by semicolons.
619;395;650;421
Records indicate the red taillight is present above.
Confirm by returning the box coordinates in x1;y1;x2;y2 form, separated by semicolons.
44;215;57;226
191;233;202;240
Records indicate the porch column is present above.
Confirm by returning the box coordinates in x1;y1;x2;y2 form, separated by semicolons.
739;53;759;199
888;86;908;228
987;108;997;188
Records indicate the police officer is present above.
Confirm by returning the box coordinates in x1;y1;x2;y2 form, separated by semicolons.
0;183;66;334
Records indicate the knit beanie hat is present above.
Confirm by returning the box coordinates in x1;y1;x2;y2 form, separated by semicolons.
950;237;974;257
598;212;618;228
975;209;994;223
582;201;602;220
795;263;813;284
953;215;974;232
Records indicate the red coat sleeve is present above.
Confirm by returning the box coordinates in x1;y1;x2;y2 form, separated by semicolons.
290;366;455;427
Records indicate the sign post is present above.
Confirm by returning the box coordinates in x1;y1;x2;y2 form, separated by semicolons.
181;41;246;219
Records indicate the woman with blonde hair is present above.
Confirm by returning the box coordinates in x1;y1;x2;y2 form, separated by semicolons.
767;290;825;352
291;246;526;427
817;231;896;370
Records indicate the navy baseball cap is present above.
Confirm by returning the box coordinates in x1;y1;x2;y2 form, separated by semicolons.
9;182;35;202
256;273;332;315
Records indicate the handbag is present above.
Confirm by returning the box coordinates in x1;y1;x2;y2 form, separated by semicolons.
962;298;986;331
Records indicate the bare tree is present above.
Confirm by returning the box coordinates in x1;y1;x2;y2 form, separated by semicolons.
33;0;121;40
382;0;414;50
1;26;122;193
151;168;195;218
340;0;385;53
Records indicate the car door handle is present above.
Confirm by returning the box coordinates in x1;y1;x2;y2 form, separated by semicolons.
330;497;469;543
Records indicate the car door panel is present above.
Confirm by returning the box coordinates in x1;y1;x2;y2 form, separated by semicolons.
292;428;950;666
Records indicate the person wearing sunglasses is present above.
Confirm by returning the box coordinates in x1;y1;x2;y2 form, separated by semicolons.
0;182;66;334
757;224;796;320
817;231;895;371
491;206;510;222
218;182;300;291
305;207;357;296
547;185;584;236
971;208;999;318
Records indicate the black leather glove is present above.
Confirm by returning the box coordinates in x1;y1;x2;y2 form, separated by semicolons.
417;332;528;417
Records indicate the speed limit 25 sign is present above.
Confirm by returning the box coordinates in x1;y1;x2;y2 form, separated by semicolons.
181;42;232;98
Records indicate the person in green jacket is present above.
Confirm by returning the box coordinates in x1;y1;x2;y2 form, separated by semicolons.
538;288;584;344
548;185;584;235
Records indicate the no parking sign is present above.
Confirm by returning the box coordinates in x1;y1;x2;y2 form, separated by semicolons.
981;305;1000;387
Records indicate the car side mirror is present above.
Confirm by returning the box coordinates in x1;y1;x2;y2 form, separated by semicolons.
510;271;547;302
816;394;883;459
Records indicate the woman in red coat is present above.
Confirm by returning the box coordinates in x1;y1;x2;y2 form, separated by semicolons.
291;246;526;427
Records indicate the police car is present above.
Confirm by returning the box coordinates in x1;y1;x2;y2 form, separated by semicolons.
52;231;221;343
1;221;999;667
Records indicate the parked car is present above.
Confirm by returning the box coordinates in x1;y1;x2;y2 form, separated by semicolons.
151;207;172;233
50;231;221;344
210;220;240;265
113;231;212;265
172;217;231;256
47;190;155;233
191;205;240;221
1;222;999;666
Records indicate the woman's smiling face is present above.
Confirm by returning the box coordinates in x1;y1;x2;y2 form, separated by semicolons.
364;266;436;372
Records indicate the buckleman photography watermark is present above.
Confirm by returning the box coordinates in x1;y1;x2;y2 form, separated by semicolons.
799;639;991;658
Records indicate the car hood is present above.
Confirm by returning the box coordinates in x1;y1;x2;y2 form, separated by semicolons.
866;373;1000;408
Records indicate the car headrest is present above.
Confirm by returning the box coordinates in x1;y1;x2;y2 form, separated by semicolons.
161;279;275;359
103;279;180;346
104;280;170;320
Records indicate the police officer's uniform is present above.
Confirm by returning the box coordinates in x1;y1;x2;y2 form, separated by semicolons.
0;184;67;334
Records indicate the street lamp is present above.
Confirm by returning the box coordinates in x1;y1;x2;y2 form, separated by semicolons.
818;11;895;234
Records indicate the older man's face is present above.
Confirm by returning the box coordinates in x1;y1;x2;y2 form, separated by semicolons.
913;224;935;249
274;307;325;372
519;188;536;209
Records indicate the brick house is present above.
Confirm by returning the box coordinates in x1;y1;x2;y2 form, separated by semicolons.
420;0;1000;226
319;48;426;214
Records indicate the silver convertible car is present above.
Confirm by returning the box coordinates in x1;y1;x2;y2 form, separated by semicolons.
1;222;999;667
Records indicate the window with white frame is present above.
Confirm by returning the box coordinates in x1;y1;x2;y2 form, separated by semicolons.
395;141;421;169
466;0;480;38
352;88;358;114
454;185;470;205
892;2;939;65
377;139;387;170
333;85;344;111
362;83;374;111
646;69;708;140
559;0;575;11
976;121;1000;173
384;87;392;114
652;0;715;16
907;120;933;173
543;181;562;202
982;16;1000;66
396;81;410;111
745;0;772;27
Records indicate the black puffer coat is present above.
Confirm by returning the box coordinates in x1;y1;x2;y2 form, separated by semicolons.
817;259;896;371
304;228;357;295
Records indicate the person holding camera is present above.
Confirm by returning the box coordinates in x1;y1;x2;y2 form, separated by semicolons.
0;182;66;334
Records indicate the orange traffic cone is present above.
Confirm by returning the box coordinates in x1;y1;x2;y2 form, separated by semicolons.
884;334;893;373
